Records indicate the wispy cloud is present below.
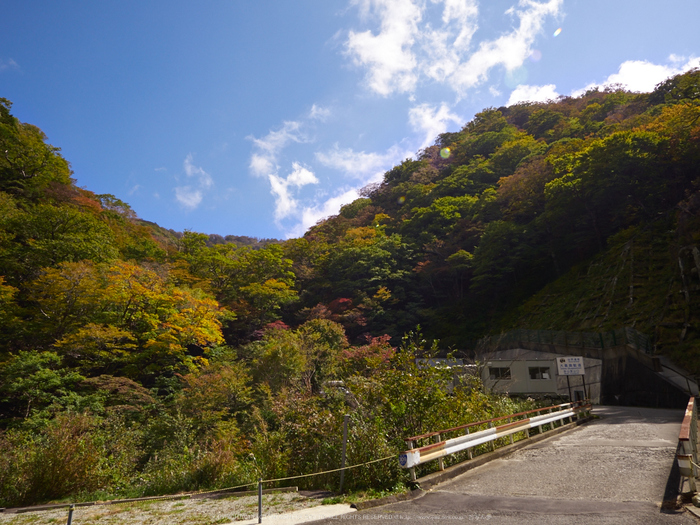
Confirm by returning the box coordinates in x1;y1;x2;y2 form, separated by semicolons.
449;0;562;95
0;58;19;72
174;187;203;209
507;55;700;106
572;55;700;96
269;162;319;222
174;154;214;210
287;188;362;239
507;83;559;105
248;100;416;235
248;120;307;177
184;154;213;188
248;112;325;227
346;0;422;96
345;0;562;97
278;142;413;236
316;143;411;182
421;0;479;84
409;103;462;149
309;104;332;121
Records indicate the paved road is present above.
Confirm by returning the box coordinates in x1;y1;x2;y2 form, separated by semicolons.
309;406;697;524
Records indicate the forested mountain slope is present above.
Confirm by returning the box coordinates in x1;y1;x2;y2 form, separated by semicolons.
294;68;700;353
0;69;699;507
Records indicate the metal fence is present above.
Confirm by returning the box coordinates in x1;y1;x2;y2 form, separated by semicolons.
477;327;652;354
399;400;591;481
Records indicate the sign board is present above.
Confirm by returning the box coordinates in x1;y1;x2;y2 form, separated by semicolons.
557;356;584;376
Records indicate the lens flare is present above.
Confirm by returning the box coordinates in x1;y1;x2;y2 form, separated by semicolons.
529;49;542;62
553;28;562;37
440;147;451;159
397;196;406;205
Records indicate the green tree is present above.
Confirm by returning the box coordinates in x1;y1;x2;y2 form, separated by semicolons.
4;204;119;283
0;351;86;424
0;99;72;199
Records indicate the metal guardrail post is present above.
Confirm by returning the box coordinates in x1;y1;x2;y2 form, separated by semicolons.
408;440;416;481
258;478;262;524
488;421;495;451
508;417;514;444
66;504;74;525
435;434;444;471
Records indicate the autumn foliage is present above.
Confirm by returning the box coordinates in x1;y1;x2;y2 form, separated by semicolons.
1;68;700;505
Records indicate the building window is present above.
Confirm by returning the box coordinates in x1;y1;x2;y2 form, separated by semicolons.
529;367;551;380
489;367;511;380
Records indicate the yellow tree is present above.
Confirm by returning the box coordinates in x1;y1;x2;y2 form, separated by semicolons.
28;260;227;380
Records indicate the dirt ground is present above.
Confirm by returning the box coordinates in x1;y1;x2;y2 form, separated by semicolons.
0;490;327;525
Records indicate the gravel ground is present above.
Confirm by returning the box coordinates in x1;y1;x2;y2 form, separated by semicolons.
0;491;325;525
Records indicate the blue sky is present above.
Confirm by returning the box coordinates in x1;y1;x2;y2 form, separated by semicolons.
1;0;698;240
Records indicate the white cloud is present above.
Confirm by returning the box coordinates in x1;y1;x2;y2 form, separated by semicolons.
421;0;479;83
0;58;19;72
269;175;297;221
572;56;700;96
286;188;362;239
268;162;320;222
346;0;422;95
184;154;213;188
249;154;275;177
316;143;411;182
450;0;562;94
345;0;562;97
174;154;213;210
278;142;414;237
507;83;559;105
248;120;307;177
174;186;203;209
251;120;304;155
441;0;479;46
309;104;331;121
287;162;319;187
409;102;462;148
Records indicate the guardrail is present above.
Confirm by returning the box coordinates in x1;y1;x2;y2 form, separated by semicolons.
399;400;591;480
677;397;698;492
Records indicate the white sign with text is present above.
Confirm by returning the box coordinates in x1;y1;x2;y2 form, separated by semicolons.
557;356;584;376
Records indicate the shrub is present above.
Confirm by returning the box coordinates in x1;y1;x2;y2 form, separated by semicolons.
0;413;107;507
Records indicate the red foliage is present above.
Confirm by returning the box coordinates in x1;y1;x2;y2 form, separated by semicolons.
251;320;290;339
327;297;353;313
340;334;394;375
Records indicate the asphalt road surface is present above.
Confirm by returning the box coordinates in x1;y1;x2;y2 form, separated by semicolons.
308;406;698;524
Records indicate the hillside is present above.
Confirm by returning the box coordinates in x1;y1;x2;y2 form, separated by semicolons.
292;68;700;353
501;216;700;374
1;68;699;507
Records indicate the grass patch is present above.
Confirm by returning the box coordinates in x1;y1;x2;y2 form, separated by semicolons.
322;483;408;505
